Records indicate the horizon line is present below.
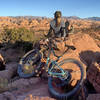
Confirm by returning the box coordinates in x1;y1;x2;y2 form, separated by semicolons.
0;15;100;19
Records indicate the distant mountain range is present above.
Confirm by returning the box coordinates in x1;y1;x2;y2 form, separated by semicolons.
85;17;100;21
10;16;100;21
64;16;100;21
63;16;81;19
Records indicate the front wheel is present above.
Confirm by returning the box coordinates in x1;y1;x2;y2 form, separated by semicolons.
48;58;85;100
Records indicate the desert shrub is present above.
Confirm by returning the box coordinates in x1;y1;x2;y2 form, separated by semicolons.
0;27;41;52
1;27;35;42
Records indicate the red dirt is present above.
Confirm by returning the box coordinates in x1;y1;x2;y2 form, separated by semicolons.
0;33;100;100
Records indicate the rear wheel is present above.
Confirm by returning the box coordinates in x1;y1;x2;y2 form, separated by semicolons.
48;58;85;100
17;49;42;78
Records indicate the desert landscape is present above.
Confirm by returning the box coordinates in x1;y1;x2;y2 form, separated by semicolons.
0;16;100;100
0;16;100;45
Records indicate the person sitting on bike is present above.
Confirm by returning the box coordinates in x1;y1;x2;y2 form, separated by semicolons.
40;11;75;58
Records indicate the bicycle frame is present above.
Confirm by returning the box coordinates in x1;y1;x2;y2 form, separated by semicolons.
46;46;68;79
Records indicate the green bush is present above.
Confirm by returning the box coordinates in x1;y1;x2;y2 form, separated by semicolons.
1;27;35;43
0;27;41;52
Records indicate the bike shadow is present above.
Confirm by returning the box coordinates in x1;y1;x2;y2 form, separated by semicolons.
79;50;100;94
79;50;100;71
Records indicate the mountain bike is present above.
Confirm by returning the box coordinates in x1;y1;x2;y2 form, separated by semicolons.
17;37;85;100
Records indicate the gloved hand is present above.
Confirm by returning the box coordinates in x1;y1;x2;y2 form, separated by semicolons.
45;38;49;42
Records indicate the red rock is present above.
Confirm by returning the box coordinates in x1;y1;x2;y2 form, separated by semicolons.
0;33;100;99
87;94;100;100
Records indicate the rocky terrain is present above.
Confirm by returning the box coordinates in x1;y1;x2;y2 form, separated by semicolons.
0;17;100;100
0;16;100;45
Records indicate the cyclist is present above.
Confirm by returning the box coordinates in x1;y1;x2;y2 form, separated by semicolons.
40;11;75;57
46;11;73;39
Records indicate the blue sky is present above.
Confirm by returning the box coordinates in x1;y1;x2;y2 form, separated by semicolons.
0;0;100;18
